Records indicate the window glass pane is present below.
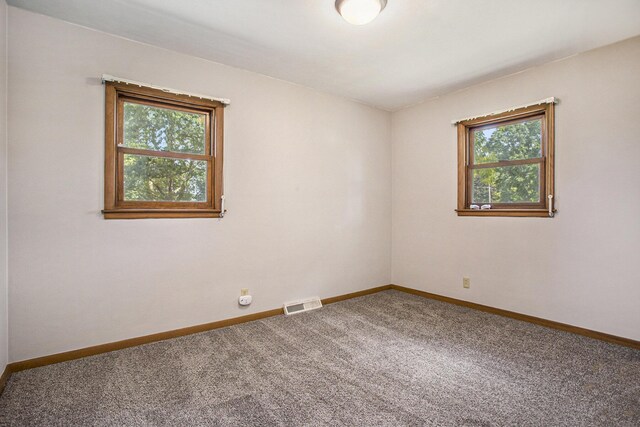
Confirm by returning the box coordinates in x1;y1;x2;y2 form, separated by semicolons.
123;154;207;202
472;164;540;204
473;118;542;164
123;102;206;154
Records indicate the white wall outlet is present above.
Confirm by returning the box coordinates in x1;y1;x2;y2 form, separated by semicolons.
240;288;249;296
463;277;471;289
239;295;252;306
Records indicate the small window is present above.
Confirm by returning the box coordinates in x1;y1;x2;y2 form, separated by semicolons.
456;103;555;217
103;82;225;219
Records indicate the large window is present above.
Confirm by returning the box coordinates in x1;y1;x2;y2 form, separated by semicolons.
456;103;555;217
103;82;225;219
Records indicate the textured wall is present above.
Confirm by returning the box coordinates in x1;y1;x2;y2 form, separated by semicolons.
391;37;640;340
7;8;391;362
6;6;639;365
0;0;7;374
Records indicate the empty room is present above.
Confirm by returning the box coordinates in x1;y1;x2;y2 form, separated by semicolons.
0;0;638;425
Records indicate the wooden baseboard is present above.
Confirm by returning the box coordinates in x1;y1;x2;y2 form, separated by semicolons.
0;365;9;396
3;282;636;396
390;284;640;350
322;284;392;305
7;284;392;375
8;308;284;373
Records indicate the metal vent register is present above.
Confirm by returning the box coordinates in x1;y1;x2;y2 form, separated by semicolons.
283;297;323;315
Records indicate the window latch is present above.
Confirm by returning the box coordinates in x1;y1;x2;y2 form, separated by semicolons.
548;195;554;217
219;195;226;218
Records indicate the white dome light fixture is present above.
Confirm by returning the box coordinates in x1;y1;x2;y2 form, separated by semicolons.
335;0;387;25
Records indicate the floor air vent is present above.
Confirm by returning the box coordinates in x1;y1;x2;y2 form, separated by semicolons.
284;297;323;316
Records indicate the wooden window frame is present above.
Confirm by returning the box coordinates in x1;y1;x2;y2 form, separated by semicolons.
456;103;555;217
102;82;225;219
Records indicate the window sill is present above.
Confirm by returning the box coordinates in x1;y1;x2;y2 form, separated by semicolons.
455;209;555;218
102;209;223;219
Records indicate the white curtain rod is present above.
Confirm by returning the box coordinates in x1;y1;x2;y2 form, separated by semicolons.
101;74;231;106
451;97;556;125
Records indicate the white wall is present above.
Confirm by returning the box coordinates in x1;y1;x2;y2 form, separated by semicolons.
7;8;391;362
392;36;640;341
6;7;639;364
0;0;7;374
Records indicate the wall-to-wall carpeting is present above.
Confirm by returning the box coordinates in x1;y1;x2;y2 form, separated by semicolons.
1;290;638;426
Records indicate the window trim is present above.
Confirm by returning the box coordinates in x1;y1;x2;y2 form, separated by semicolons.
103;81;225;219
456;103;555;217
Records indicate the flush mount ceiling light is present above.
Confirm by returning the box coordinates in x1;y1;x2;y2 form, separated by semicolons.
335;0;387;25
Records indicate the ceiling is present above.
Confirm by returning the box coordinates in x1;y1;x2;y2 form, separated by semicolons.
7;0;640;111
